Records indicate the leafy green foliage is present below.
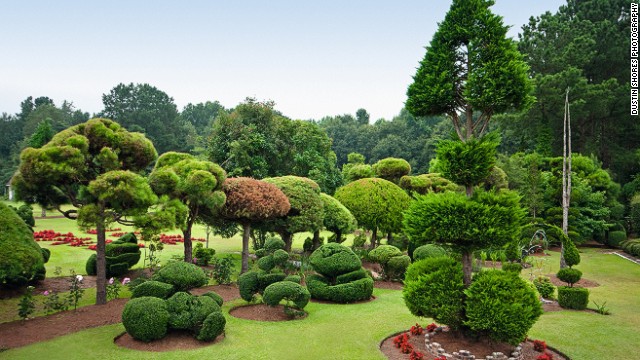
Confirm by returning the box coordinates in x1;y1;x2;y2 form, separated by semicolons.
334;178;410;235
402;257;465;329
368;245;409;281
0;202;46;287
309;243;362;278
621;239;640;257
165;292;220;330
201;291;224;307
533;276;555;299
210;256;234;285
197;311;226;341
412;244;447;261
368;245;402;264
319;193;357;240
483;166;508;190
501;262;523;273
435;135;499;188
406;0;534;139
557;286;590;310
464;270;542;345
131;281;176;299
563;236;581;268
372;157;411;184
386;255;411;281
18;286;36;320
557;268;583;287
122;297;170;342
152;261;208;292
263;281;311;310
403;189;525;253
608;230;627;247
8;204;35;228
399;173;458;197
194;243;216;266
306;274;373;304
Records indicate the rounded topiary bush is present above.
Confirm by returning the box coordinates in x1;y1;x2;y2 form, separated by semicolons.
122;297;169;342
608;230;627;247
0;202;47;287
533;276;555;299
309;243;362;278
386;255;411;280
131;280;175;299
197;311;226;341
557;268;582;287
306;275;374;303
85;254;98;276
152;261;208;292
201;291;224;307
464;270;542;345
263;281;311;309
412;244;447;261
368;245;402;264
403;257;465;329
165;292;220;330
557;286;589;310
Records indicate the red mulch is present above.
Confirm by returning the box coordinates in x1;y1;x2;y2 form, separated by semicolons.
114;330;224;351
229;304;307;322
380;329;568;360
0;284;240;350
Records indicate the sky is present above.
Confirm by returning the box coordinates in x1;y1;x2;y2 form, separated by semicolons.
0;0;566;122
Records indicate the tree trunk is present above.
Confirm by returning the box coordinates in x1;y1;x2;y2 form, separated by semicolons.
312;230;321;251
335;229;342;244
41;207;46;218
387;232;393;244
560;88;571;269
461;251;473;287
95;222;107;305
183;227;193;263
282;232;293;252
370;228;378;249
241;223;251;274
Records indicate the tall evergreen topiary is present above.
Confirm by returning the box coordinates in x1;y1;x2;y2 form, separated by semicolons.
319;193;357;245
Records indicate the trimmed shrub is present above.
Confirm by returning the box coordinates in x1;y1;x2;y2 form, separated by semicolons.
166;292;220;330
0;202;46;287
257;256;276;272
306;275;374;303
201;291;224;307
557;268;582;287
621;239;640;257
352;234;367;248
386;255;411;280
86;254;98;276
368;245;402;263
533;276;555;299
557;286;589;310
132;280;175;299
501;262;522;273
41;248;51;263
194;243;216;266
238;271;259;302
117;232;138;244
263;281;311;309
335;268;368;284
108;262;130;277
105;242;139;256
264;237;286;252
372;157;411;183
111;252;141;268
152;261;208;292
257;272;287;290
563;237;580;268
122;297;169;342
412;244;447;261
403;257;465;329
284;275;302;284
197;311;226;341
309;243;362;278
464;270;542;345
608;230;627;247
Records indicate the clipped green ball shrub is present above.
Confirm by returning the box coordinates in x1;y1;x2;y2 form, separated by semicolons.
264;237;286;252
501;262;522;273
41;248;51;263
237;271;259;302
403;257;465;329
412;244;447;261
533;276;555;299
131;280;175;299
557;268;582;287
464;270;542;345
558;286;589;310
197;311;226;341
309;243;362;278
386;255;411;280
0;202;47;287
152;261;208;292
201;291;224;307
166;292;220;330
263;281;311;309
105;242;140;256
306;275;374;303
86;254;98;276
608;230;627;247
122;297;169;342
284;274;302;284
368;245;402;264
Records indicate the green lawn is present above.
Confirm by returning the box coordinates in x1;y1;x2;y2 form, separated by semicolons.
2;201;640;359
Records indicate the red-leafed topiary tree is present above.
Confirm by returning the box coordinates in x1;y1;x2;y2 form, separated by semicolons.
221;177;290;273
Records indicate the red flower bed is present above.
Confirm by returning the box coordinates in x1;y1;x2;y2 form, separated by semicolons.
34;230;92;247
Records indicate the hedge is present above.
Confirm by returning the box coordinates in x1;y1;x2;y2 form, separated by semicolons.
558;286;589;310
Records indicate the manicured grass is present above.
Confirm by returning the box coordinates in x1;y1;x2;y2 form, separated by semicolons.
1;289;420;360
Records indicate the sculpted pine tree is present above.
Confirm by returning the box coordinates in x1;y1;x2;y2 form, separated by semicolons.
220;178;290;273
13;118;158;304
149;152;227;263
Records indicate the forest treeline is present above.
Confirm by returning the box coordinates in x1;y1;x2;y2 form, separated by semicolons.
1;0;638;234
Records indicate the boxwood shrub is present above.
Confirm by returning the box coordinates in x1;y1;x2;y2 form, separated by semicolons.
131;280;175;299
197;311;226;341
558;286;589;310
608;230;627;247
165;292;220;330
402;257;465;329
263;281;311;309
306;275;374;303
309;243;362;278
464;270;542;345
412;244;447;261
122;297;169;342
557;268;582;287
152;261;208;291
201;291;224;307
